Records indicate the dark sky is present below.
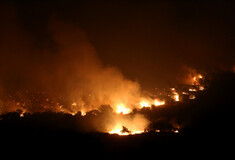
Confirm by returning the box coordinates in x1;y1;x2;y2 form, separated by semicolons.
1;0;235;90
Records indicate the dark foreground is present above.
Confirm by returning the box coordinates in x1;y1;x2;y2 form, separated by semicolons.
0;121;232;158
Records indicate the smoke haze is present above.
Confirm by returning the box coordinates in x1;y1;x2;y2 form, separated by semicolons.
0;4;141;114
0;1;234;113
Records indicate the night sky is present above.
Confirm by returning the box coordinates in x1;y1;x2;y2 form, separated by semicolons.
1;0;234;91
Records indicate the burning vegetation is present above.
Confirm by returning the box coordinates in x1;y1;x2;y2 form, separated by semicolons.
0;2;235;157
0;70;206;135
0;5;233;137
0;8;208;135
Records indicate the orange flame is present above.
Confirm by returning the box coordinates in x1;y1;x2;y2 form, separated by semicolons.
116;104;131;114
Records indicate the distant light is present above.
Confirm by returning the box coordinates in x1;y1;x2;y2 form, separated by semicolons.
189;88;197;92
173;94;179;102
155;129;160;133
173;130;179;133
199;86;205;91
189;94;196;99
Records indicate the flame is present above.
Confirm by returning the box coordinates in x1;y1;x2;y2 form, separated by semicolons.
199;85;204;91
108;114;149;135
154;99;165;106
173;129;179;133
139;98;165;108
171;88;179;102
189;88;197;92
198;74;203;79
0;70;206;136
81;110;86;116
116;104;131;114
173;94;179;102
182;92;188;95
189;94;196;99
19;109;27;117
71;102;77;106
108;124;145;135
109;124;129;135
140;100;150;108
20;112;25;117
192;74;203;85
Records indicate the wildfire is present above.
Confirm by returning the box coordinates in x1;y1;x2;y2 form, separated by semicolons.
173;129;179;133
107;114;149;135
189;94;196;100
154;99;165;106
139;98;165;109
199;86;204;91
192;74;203;85
116;104;131;114
171;88;180;102
108;124;145;136
18;109;27;117
198;74;203;79
109;125;128;135
81;111;86;116
189;88;197;92
109;124;131;135
0;70;206;136
140;100;150;108
20;112;25;117
174;94;179;101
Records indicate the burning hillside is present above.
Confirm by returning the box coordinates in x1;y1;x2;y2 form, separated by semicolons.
0;69;234;160
0;5;209;135
1;1;234;157
0;70;206;135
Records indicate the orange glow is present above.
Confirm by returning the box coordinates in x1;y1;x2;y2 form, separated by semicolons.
109;124;129;135
182;92;188;95
20;113;24;117
108;114;149;135
116;104;131;114
199;85;205;91
71;102;77;106
192;73;203;86
140;100;150;108
189;88;197;92
108;124;144;135
171;88;179;102
81;110;86;116
198;74;203;79
108;124;145;135
0;70;207;136
154;99;165;106
139;98;165;109
174;94;179;102
189;94;196;99
19;109;27;117
173;129;179;133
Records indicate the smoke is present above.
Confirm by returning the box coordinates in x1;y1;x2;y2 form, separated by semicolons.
0;5;141;114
